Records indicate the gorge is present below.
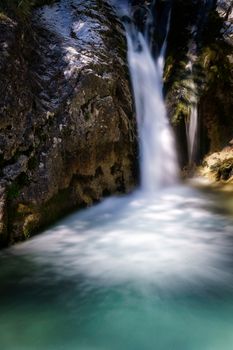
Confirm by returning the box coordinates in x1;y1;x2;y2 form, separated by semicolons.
0;0;233;349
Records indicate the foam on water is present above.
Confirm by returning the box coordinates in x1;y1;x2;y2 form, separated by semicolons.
1;2;233;349
7;186;233;293
1;186;233;350
126;32;178;190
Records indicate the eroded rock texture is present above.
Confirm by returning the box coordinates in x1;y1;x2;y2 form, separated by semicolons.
0;0;137;246
165;0;233;180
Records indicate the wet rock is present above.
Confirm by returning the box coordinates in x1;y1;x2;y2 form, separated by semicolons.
198;145;233;183
165;0;233;171
217;0;233;45
0;185;7;246
0;0;137;246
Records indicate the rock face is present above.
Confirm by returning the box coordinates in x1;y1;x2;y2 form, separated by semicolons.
165;0;233;178
198;145;233;183
217;0;233;45
197;0;233;182
0;0;137;247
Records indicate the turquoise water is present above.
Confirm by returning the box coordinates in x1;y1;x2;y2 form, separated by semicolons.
1;186;233;349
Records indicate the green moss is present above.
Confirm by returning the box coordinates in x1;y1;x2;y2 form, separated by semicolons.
172;102;189;126
199;39;232;89
216;159;233;181
23;213;40;239
0;12;9;20
163;55;175;82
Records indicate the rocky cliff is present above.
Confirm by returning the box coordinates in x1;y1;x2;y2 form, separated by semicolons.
1;0;232;247
0;0;137;247
165;0;233;180
198;0;233;182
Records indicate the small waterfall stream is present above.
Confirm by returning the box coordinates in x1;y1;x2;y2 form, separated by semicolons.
187;97;198;164
186;60;198;166
185;0;215;166
1;1;233;350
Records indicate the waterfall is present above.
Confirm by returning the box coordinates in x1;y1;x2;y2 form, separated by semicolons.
122;3;178;191
187;97;198;165
3;3;233;348
185;60;198;166
185;0;214;167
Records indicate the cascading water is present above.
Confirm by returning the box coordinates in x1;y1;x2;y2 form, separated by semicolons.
185;0;214;166
185;59;198;166
124;2;178;190
187;95;198;164
1;1;233;350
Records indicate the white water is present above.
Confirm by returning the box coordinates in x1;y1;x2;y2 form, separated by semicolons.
20;0;232;292
1;184;233;350
185;26;199;166
185;0;214;166
188;98;198;165
5;0;231;294
1;3;233;349
124;5;178;191
185;62;198;165
6;185;233;292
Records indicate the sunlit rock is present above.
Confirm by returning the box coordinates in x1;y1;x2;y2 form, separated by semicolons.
0;0;137;246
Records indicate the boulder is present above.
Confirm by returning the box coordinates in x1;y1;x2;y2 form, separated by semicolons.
0;0;137;246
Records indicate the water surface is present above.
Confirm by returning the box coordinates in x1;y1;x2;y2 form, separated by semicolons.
1;185;233;350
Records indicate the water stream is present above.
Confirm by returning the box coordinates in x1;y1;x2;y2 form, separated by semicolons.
186;0;215;166
122;0;177;189
1;185;233;350
186;62;198;166
1;1;233;349
126;31;178;189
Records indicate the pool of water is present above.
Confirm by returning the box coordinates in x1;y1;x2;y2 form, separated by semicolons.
1;185;233;349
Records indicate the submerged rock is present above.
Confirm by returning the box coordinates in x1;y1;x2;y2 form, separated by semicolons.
0;0;137;246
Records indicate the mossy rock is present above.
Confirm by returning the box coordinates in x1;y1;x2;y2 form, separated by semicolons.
23;213;41;239
171;102;189;126
216;159;233;181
